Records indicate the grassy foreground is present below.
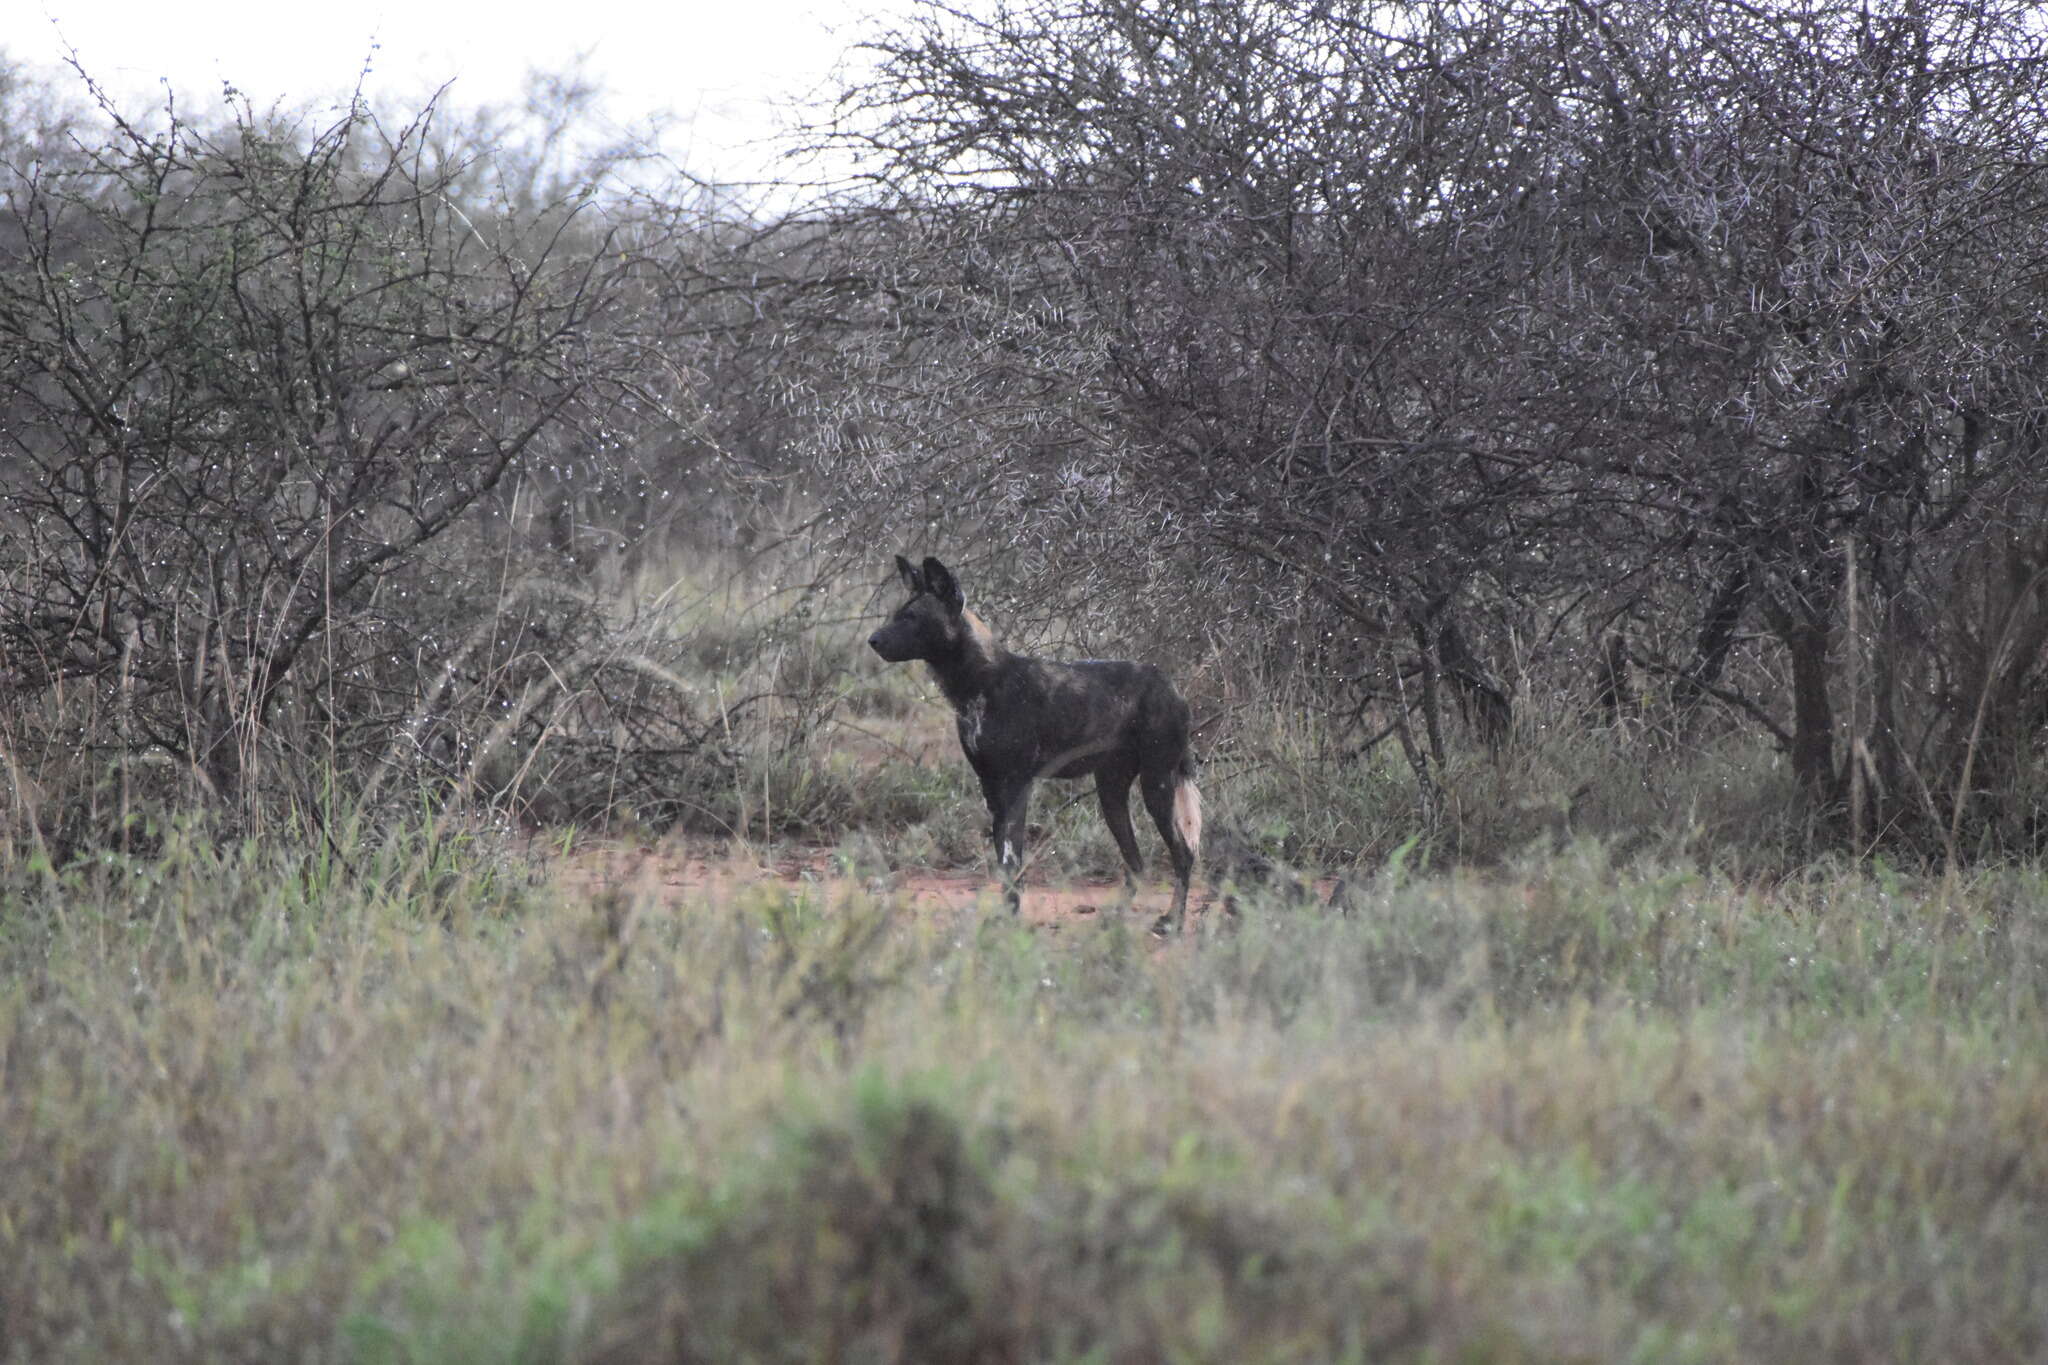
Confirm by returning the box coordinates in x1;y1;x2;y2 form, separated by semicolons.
4;834;2046;1363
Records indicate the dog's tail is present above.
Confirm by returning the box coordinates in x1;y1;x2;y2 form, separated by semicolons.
1172;756;1203;860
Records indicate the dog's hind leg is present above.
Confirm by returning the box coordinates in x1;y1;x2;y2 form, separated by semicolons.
1095;763;1145;904
1140;758;1201;934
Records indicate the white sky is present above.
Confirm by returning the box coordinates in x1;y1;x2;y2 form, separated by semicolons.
24;0;894;189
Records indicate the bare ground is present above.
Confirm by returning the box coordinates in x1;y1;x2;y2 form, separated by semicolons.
545;839;1230;930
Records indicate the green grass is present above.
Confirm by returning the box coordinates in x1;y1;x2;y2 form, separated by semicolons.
4;832;2046;1362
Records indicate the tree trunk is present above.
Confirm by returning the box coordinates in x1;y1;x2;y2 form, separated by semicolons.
1776;600;1841;804
1676;557;1750;719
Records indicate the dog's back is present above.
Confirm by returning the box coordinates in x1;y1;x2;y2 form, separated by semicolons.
969;656;1188;782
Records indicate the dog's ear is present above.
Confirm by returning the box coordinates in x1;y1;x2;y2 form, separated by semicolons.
921;557;964;613
895;555;924;595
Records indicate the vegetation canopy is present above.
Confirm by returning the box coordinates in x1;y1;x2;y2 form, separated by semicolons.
797;0;2048;857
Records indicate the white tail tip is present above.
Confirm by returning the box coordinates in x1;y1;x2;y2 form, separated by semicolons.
1173;778;1202;857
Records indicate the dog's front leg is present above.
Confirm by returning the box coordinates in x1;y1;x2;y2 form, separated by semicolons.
984;775;1034;915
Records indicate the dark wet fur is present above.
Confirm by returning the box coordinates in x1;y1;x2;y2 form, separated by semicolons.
869;555;1203;932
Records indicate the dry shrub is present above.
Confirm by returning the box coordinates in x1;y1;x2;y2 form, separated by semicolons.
577;1082;1437;1365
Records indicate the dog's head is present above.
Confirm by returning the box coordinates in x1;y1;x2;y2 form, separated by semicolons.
868;555;966;663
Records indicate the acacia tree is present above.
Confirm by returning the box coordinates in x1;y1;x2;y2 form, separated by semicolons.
809;0;2048;850
1443;0;2048;839
0;84;685;820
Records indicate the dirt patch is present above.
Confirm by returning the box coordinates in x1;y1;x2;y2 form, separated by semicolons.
545;839;1213;929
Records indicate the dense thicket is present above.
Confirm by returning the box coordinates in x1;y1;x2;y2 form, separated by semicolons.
0;78;785;845
793;0;2048;853
11;1;2048;862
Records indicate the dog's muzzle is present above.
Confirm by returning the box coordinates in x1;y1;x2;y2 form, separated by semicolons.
869;628;921;662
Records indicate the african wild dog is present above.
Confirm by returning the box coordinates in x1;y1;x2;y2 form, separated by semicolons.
868;555;1203;932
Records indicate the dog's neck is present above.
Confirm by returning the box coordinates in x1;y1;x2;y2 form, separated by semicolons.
925;609;1005;710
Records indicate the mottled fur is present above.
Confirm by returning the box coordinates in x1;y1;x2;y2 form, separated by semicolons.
869;555;1203;932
